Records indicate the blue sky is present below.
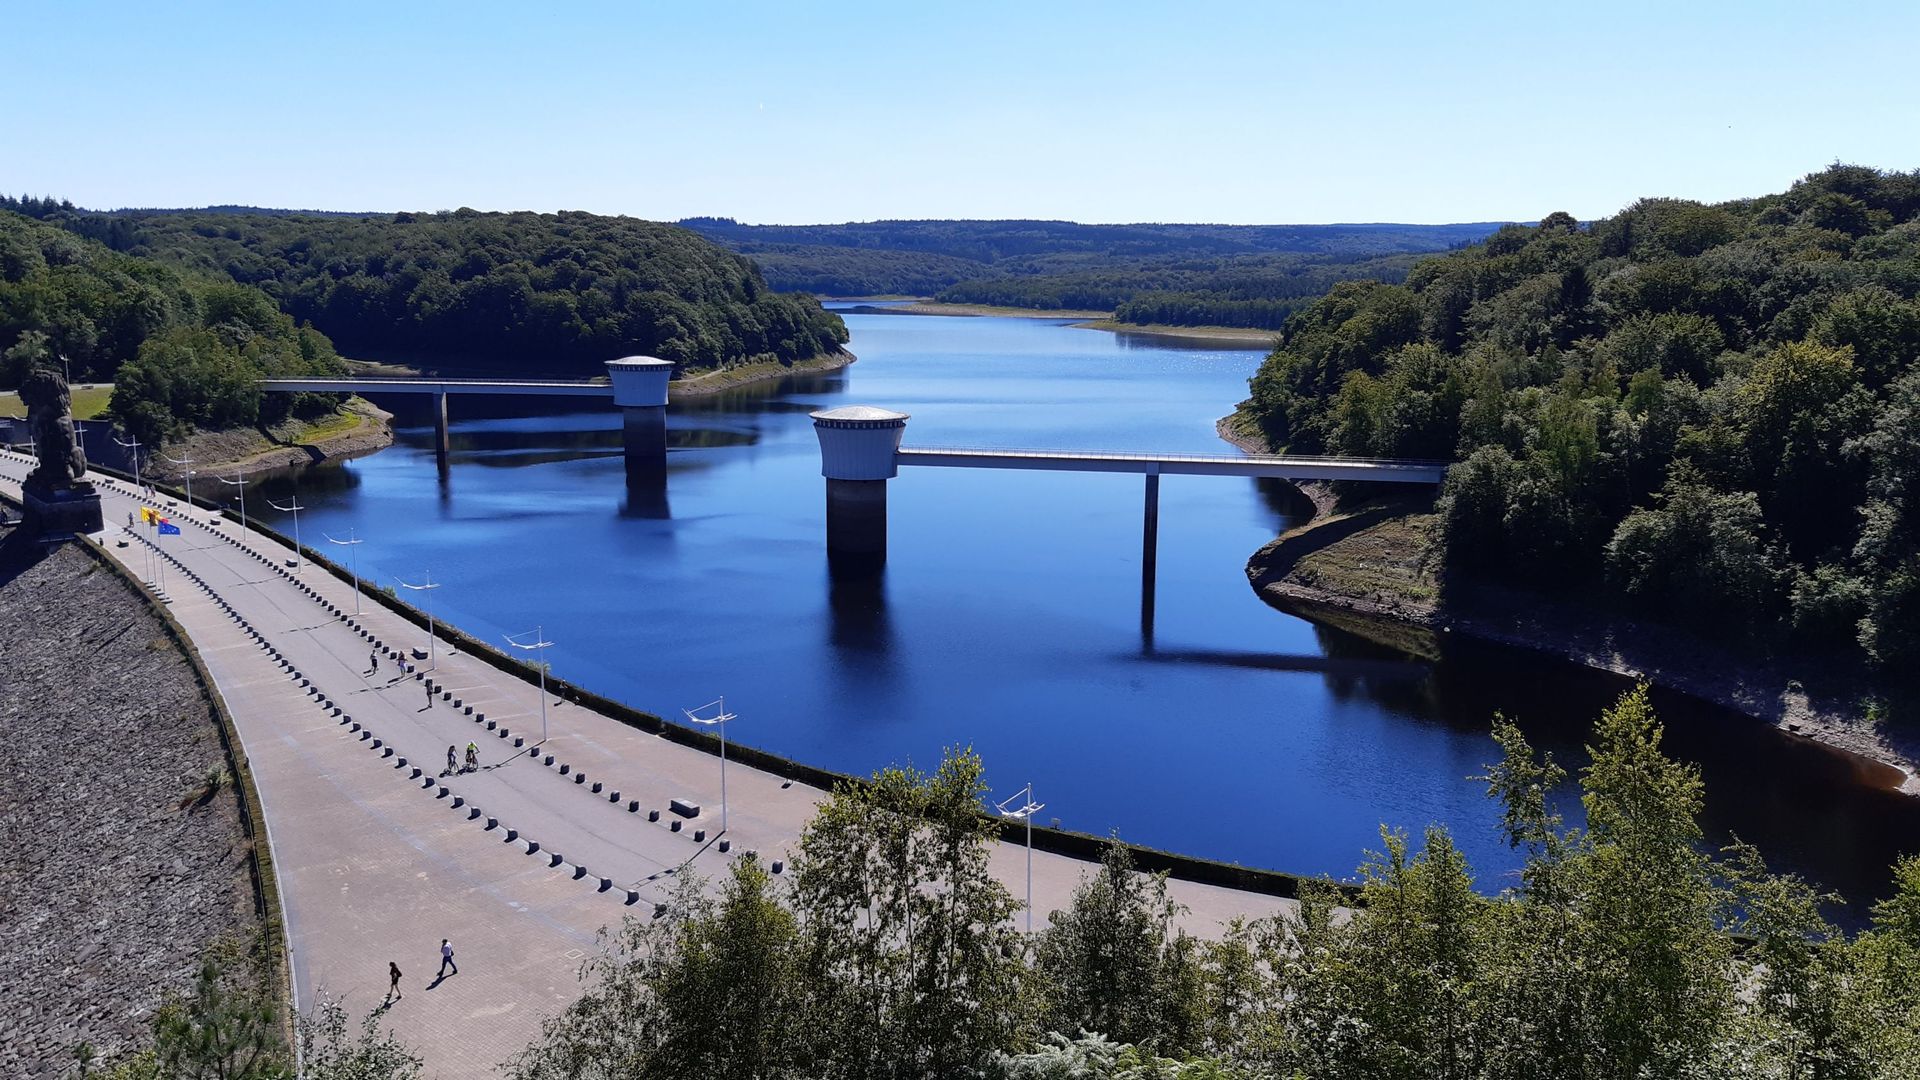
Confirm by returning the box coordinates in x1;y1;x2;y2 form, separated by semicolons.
6;1;1917;224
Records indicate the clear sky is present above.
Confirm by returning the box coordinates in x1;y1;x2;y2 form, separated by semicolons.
6;0;1917;225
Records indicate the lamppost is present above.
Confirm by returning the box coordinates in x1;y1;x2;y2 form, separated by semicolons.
161;451;195;512
113;433;144;493
324;528;364;615
684;697;737;835
995;783;1046;934
216;473;248;537
395;571;440;670
504;627;553;742
265;491;306;572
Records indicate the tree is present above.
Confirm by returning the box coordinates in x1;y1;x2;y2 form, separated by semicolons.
297;995;423;1080
1034;841;1206;1053
151;958;288;1080
508;855;802;1080
787;748;1027;1079
1605;470;1782;628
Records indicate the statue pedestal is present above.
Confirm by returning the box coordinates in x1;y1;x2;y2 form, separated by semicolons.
22;482;104;539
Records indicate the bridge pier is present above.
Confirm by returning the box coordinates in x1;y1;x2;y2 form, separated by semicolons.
432;391;450;458
607;357;674;484
812;406;909;574
1142;471;1159;643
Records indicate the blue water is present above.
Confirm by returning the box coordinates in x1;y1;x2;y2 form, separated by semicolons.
248;310;1919;909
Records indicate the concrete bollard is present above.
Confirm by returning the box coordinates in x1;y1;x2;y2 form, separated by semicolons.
467;807;480;819
485;720;497;731
543;755;554;766
719;839;731;853
573;773;585;785
451;795;464;808
411;768;423;780
513;737;524;748
370;738;382;749
382;747;394;758
670;819;682;833
648;809;660;822
653;903;668;919
548;852;564;867
526;840;539;853
504;828;518;841
608;790;620;803
625;889;641;905
558;763;569;775
628;800;640;812
435;786;449;799
772;860;785;875
590;781;603;794
484;817;497;830
572;865;587;880
599;878;613;893
463;705;473;716
694;829;706;843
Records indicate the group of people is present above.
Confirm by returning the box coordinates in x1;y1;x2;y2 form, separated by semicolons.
385;938;458;1002
447;742;478;775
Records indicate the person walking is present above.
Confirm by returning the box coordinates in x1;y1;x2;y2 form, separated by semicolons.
425;681;434;709
369;648;379;675
387;961;403;1002
446;745;458;776
438;938;457;978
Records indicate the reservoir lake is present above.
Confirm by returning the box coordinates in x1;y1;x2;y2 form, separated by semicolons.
249;307;1920;915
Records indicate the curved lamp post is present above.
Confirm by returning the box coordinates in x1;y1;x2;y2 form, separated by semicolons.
995;784;1047;934
395;571;440;670
684;697;737;835
504;626;553;742
324;528;364;615
265;491;305;572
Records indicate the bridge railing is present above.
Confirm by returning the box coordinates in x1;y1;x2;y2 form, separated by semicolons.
898;445;1453;469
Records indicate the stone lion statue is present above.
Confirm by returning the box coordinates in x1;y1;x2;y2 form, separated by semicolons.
21;368;88;496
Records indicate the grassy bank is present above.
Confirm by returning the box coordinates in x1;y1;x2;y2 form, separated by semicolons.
668;349;855;397
1073;319;1281;347
0;382;114;418
146;396;393;481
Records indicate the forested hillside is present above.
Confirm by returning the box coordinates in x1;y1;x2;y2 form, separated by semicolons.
682;217;1504;328
5;199;848;374
0;209;344;445
1240;164;1920;668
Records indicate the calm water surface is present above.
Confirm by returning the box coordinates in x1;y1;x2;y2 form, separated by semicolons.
249;310;1920;915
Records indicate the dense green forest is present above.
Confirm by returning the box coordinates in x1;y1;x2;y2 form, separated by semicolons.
4;198;849;374
1241;164;1920;670
0;209;344;444
97;699;1920;1079
682;217;1503;328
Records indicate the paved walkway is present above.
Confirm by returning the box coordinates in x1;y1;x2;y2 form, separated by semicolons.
2;451;1295;1078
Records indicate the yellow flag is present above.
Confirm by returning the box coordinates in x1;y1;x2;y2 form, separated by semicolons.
140;507;156;524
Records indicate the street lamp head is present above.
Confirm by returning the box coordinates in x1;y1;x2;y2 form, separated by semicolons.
683;697;736;727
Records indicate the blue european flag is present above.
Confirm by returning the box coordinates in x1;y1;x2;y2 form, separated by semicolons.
158;521;181;535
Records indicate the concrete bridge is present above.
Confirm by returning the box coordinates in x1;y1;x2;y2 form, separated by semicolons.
812;406;1448;634
258;358;671;468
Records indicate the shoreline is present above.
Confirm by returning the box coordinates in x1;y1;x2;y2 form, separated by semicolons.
147;397;396;481
1215;415;1920;795
668;348;855;398
833;299;1278;346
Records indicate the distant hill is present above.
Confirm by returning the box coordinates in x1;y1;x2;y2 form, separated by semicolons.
2;198;848;375
679;218;1508;328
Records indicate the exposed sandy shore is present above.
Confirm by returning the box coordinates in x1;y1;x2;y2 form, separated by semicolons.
1216;415;1920;795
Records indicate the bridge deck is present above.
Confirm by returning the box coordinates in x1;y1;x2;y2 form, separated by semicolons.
895;446;1448;484
257;378;614;397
